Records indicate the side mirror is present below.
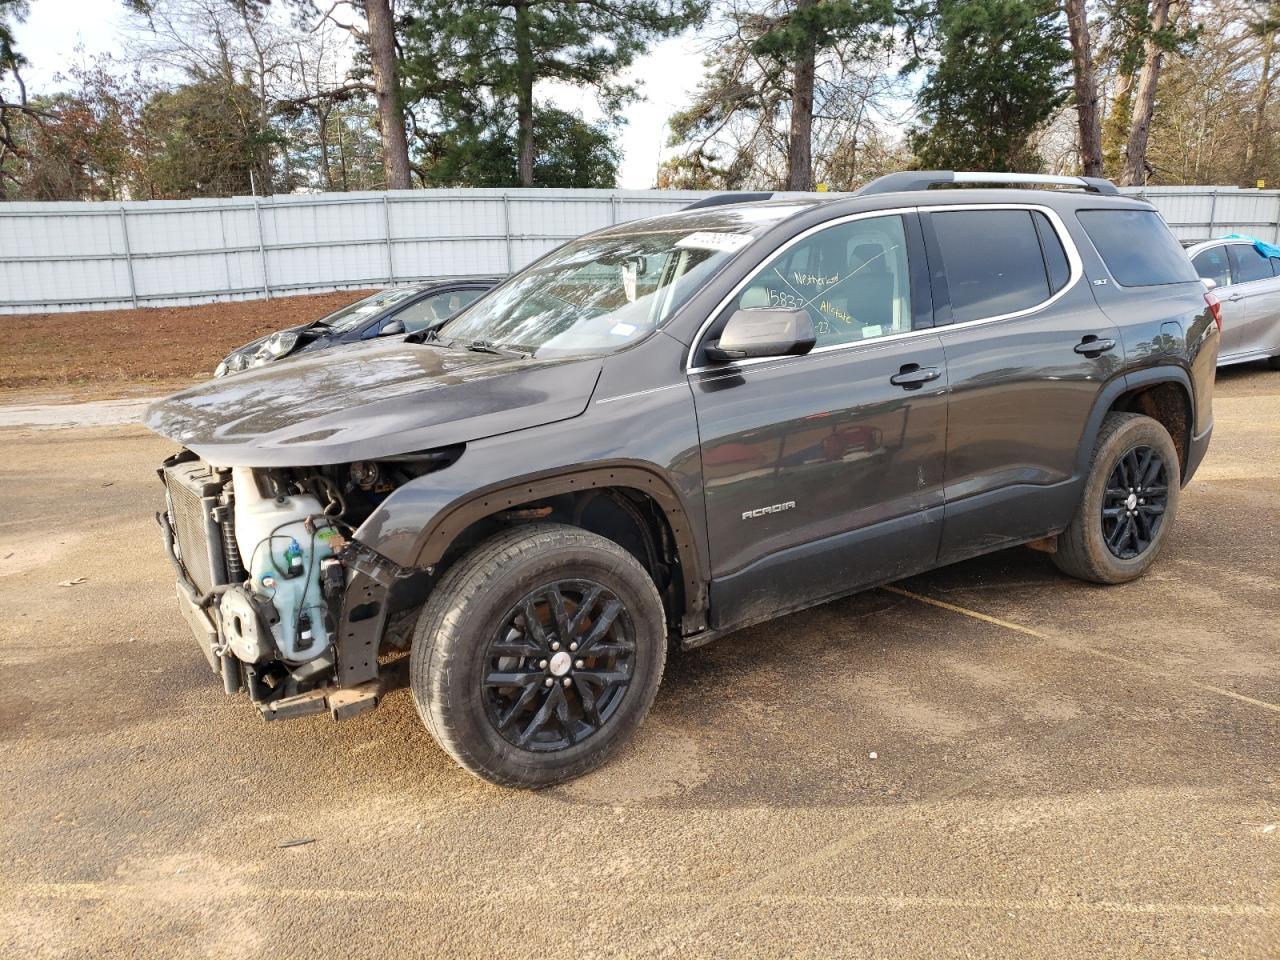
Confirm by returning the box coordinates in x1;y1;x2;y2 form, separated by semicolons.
705;308;816;362
380;318;406;336
1201;277;1217;292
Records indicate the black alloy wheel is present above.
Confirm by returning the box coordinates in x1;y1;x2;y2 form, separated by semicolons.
482;579;636;752
1101;444;1169;560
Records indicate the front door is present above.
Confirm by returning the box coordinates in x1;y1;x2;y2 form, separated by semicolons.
689;212;949;631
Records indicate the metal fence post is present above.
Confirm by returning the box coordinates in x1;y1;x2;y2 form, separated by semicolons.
1273;192;1280;244
1207;189;1218;238
118;207;138;308
253;196;271;299
610;194;620;225
383;194;395;284
502;193;514;274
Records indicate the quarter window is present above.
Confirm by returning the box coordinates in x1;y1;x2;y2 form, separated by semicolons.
728;214;913;348
1076;209;1200;286
930;209;1054;323
1191;246;1232;287
1229;243;1273;284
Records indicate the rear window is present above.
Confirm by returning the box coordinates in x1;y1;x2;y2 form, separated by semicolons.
930;209;1054;323
1077;209;1199;286
1229;243;1273;284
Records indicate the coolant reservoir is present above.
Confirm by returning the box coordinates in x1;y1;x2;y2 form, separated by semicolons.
231;467;338;662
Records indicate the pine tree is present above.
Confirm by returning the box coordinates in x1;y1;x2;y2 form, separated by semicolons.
909;0;1070;172
401;0;703;187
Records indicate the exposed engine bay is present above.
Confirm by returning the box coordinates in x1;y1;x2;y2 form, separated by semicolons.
157;450;456;719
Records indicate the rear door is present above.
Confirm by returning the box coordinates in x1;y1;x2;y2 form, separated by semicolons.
922;205;1122;564
1226;242;1280;361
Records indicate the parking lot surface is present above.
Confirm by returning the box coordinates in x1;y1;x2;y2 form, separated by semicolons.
1;364;1276;959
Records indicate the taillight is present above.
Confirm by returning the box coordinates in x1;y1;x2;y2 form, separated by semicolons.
1204;291;1222;332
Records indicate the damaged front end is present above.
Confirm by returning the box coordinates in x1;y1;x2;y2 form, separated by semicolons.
156;451;450;721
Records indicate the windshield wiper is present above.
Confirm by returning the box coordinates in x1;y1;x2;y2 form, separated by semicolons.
462;339;529;359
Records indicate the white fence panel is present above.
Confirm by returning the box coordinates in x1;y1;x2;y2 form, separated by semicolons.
3;186;1278;315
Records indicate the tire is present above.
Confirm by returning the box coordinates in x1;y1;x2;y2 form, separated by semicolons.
1052;412;1181;585
1267;355;1280;370
409;523;667;788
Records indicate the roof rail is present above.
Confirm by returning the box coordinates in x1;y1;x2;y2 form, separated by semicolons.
855;171;1120;197
681;192;775;210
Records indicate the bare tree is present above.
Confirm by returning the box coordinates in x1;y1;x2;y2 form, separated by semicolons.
316;0;411;188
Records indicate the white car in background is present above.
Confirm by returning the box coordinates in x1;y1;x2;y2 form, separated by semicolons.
1185;235;1280;369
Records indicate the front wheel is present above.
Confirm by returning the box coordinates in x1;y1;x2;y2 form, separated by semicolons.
410;523;667;788
1052;412;1181;584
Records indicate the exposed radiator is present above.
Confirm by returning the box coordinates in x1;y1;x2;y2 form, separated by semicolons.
162;460;230;596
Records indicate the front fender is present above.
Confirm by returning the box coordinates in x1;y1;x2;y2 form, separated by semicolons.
351;376;710;631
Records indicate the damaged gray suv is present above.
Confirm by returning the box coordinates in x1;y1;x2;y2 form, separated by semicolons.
149;171;1219;787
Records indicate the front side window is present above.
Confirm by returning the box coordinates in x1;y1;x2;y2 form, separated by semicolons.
931;209;1054;323
727;214;913;348
1076;209;1199;286
395;289;486;334
1229;243;1273;284
1192;246;1232;287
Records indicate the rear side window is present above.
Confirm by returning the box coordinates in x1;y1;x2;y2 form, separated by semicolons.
1229;243;1273;284
930;210;1053;323
1077;209;1199;286
1191;246;1232;287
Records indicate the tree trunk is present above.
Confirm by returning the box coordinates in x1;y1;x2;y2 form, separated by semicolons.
785;0;816;191
1242;5;1277;185
1065;0;1103;178
514;0;535;187
1121;0;1175;186
1102;70;1134;174
365;0;412;189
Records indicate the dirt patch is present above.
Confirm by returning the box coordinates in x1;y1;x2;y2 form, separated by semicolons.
0;290;374;399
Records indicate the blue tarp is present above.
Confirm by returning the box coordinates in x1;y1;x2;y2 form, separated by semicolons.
1222;234;1280;259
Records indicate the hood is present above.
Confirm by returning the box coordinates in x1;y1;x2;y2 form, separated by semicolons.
147;339;604;467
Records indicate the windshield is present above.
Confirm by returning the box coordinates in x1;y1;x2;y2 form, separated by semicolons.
314;287;422;334
438;208;807;357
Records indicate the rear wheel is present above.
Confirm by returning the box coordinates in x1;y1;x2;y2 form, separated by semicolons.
1052;412;1180;584
410;523;666;788
1267;355;1280;370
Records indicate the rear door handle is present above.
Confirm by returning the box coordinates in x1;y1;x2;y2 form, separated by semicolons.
889;364;941;389
1075;336;1116;356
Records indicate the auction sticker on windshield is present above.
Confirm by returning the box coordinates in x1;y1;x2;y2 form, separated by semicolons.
675;232;754;253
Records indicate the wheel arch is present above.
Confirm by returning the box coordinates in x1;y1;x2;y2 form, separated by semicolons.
413;466;708;636
1076;366;1195;483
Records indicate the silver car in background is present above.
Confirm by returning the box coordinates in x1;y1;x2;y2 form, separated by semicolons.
1185;236;1280;369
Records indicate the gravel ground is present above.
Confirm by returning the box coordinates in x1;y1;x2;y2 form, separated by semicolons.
0;363;1276;959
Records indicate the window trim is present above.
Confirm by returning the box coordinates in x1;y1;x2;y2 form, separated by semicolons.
687;203;1082;374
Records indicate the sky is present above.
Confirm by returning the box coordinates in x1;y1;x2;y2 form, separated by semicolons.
8;0;708;189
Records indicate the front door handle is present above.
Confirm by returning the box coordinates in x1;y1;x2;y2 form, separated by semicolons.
1226;293;1244;302
889;363;941;389
1075;335;1116;356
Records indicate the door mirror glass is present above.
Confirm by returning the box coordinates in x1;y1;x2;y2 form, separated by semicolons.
706;308;816;362
1201;276;1217;292
380;318;406;336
